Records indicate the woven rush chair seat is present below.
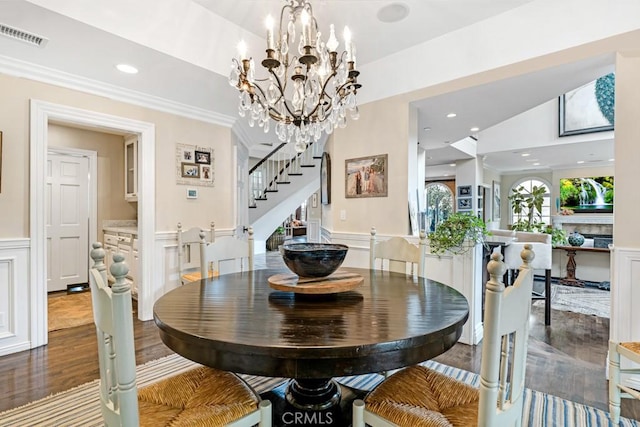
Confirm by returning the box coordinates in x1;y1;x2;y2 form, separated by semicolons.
89;243;271;426
354;246;536;427
137;366;260;426
619;342;640;355
609;340;640;423
363;365;479;426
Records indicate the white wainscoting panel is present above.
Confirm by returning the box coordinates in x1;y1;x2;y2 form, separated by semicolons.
0;239;31;356
610;246;640;390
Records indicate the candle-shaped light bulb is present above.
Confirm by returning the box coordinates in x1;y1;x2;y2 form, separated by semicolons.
237;40;248;60
301;9;310;46
343;26;352;61
265;15;275;50
326;24;339;52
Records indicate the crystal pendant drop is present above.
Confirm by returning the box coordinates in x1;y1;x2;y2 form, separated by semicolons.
350;106;360;120
229;65;239;87
287;18;295;39
267;81;277;105
294;141;306;153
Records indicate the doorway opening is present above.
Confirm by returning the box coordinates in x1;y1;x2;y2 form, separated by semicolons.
30;99;155;349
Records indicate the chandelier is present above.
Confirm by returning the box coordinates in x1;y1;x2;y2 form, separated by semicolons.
229;0;362;152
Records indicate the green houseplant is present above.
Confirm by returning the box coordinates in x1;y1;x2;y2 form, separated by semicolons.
508;184;567;247
428;212;489;255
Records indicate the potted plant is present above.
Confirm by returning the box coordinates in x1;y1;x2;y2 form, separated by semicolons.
508;184;567;246
428;212;489;255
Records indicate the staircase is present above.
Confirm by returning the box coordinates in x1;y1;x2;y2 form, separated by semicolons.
248;139;325;246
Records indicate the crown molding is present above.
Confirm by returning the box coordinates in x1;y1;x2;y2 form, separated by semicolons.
0;54;236;127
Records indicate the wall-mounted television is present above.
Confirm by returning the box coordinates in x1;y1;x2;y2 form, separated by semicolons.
559;176;614;213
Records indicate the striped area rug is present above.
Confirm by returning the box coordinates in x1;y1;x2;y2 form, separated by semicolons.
0;354;637;426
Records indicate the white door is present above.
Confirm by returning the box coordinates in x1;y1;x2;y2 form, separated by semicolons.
46;152;90;292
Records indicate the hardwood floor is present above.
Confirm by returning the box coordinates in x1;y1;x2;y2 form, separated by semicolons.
1;265;638;421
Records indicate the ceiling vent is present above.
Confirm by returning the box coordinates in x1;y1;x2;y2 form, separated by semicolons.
0;23;48;48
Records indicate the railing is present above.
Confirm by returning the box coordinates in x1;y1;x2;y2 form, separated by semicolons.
249;141;324;208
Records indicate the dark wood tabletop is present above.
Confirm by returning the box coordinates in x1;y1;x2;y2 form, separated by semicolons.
153;267;469;379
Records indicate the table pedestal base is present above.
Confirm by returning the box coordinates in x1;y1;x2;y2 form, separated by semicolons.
559;247;585;288
262;380;364;426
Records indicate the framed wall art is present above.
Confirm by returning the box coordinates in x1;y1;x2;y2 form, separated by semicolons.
176;143;215;187
559;73;615;136
457;185;472;197
345;153;388;199
320;152;331;205
457;197;472;211
492;180;501;221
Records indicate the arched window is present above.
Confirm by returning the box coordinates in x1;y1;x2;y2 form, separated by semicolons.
425;183;453;232
509;177;552;227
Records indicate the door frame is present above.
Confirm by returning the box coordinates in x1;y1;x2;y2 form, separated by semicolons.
47;147;98;289
30;99;155;348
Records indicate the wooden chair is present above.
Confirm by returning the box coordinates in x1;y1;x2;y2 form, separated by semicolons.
504;231;552;325
609;340;640;423
200;227;254;277
177;221;214;284
370;227;426;277
88;243;271;426
353;245;535;427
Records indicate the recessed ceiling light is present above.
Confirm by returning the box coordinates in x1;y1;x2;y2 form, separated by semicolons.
426;156;432;160
449;163;456;167
609;158;615;161
116;63;138;74
470;127;480;132
532;162;540;166
443;141;451;144
521;153;530;157
577;160;585;164
446;113;457;118
377;3;410;23
443;173;449;177
423;127;431;131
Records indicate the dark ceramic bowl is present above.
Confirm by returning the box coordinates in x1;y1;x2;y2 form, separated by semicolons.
280;243;349;278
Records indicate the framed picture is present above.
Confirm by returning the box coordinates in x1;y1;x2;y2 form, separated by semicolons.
180;146;195;162
457;197;472;211
321;152;331;205
186;188;198;199
457;185;472;197
200;165;213;182
559;73;615;136
176;143;214;187
195;150;211;164
345;153;388;198
492;180;501;221
181;163;200;178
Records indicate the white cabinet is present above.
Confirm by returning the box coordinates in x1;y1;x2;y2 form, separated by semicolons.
124;135;138;202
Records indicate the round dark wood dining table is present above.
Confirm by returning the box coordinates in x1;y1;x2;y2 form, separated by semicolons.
153;267;469;426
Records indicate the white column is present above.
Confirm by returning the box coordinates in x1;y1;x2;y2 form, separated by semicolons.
610;51;640;348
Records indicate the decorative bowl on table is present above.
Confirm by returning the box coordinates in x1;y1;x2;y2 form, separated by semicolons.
280;243;348;278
